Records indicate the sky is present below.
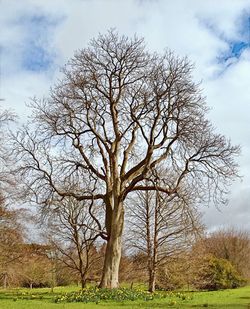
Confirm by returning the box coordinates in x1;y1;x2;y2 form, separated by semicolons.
1;0;250;232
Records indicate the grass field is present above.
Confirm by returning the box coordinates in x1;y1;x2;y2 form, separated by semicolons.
0;285;250;308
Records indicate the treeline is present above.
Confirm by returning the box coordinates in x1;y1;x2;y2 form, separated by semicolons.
0;195;249;291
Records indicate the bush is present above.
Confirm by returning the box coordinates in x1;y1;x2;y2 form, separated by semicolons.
156;260;188;291
156;270;185;291
193;256;246;290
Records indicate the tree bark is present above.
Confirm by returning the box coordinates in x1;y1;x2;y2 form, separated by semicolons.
3;272;7;289
149;193;159;293
149;268;156;292
80;273;86;289
99;203;124;288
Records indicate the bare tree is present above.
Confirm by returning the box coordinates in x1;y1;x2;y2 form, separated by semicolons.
13;31;239;288
126;189;202;292
44;197;103;289
0;107;15;191
0;194;24;288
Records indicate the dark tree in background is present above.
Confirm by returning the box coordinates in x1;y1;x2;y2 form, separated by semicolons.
13;31;239;288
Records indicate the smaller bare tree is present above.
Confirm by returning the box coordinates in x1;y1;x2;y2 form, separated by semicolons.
0;193;25;288
0;107;15;192
44;197;105;289
126;189;202;292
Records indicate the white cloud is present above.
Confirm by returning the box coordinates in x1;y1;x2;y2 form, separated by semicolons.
1;0;250;231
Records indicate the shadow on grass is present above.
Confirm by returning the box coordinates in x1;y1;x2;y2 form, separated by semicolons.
113;302;250;308
105;303;188;308
0;292;16;300
189;305;249;308
0;290;53;302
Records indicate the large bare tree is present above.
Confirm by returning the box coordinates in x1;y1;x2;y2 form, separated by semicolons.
13;31;239;288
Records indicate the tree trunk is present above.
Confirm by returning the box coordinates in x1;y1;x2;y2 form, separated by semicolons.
149;192;159;293
145;189;154;292
99;237;121;288
81;276;86;289
149;269;156;292
99;203;124;288
3;272;7;289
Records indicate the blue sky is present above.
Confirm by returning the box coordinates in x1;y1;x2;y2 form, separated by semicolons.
1;12;63;76
19;14;249;72
219;15;250;64
20;15;57;72
1;0;250;231
199;12;250;70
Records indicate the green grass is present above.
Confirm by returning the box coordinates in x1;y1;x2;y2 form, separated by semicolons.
0;285;250;308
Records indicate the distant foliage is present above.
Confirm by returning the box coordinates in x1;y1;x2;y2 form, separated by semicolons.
156;262;188;291
201;229;250;279
194;256;246;290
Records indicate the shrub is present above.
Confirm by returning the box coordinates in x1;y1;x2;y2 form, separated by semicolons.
156;261;188;291
193;256;246;290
